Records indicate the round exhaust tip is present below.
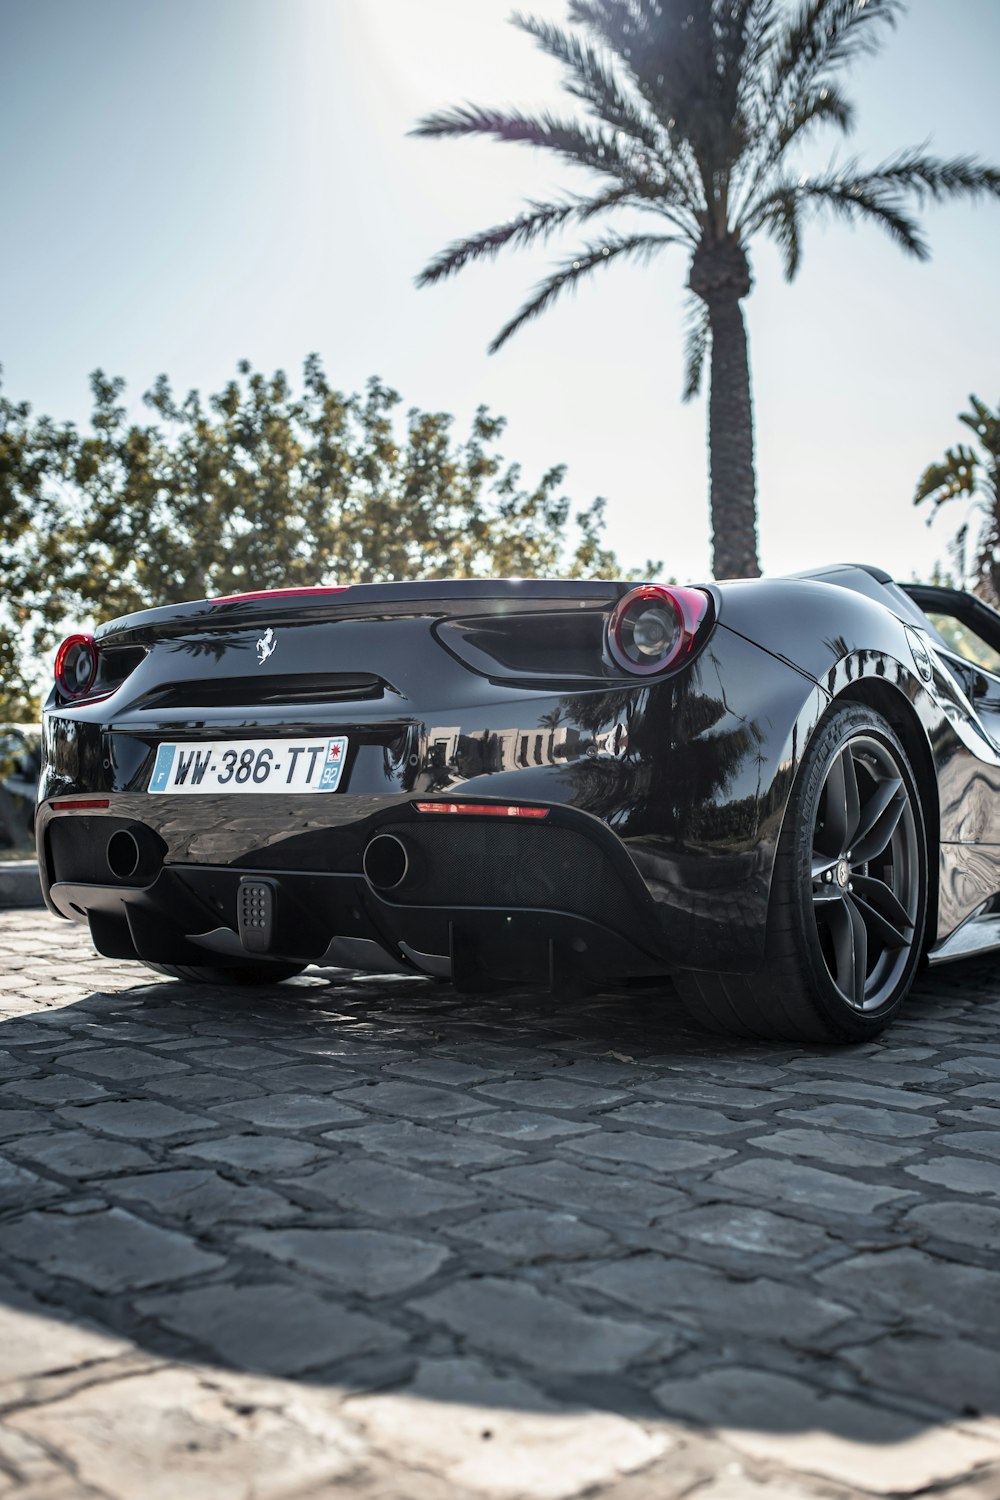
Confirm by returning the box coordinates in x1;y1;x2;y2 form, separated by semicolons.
107;829;141;881
363;833;411;892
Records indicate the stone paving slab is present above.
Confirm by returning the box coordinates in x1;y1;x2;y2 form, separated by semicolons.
1;909;1000;1498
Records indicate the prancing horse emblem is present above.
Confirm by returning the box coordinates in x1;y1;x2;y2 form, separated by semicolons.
256;628;277;666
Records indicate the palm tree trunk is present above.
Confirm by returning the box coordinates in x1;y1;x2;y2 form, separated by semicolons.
705;290;760;579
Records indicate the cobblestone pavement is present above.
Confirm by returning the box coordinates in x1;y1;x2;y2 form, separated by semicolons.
1;909;999;1499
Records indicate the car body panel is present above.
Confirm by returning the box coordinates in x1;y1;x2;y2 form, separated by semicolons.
35;567;1000;984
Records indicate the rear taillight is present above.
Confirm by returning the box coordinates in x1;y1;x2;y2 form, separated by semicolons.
607;586;710;676
54;634;98;698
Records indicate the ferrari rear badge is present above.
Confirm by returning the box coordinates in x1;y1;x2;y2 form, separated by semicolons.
256;628;277;665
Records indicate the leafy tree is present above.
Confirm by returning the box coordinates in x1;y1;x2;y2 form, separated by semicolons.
915;395;1000;601
0;371;77;719
413;0;1000;579
64;357;641;612
1;358;652;712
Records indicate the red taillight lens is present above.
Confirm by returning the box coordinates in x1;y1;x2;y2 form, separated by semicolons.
414;802;549;819
54;634;98;698
607;586;710;676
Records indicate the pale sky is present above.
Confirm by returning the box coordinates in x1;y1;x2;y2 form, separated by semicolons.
2;0;999;585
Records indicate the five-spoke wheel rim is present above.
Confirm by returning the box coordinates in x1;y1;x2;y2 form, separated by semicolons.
811;733;921;1013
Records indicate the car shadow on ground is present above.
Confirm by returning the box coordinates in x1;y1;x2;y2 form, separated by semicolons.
1;945;1000;1494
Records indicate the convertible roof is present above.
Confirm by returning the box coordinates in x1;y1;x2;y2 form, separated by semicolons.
783;561;893;588
782;562;932;631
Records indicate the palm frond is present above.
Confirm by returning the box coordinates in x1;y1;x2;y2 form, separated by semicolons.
415;188;637;288
962;395;993;431
740;0;899;197
757;189;803;278
512;12;663;154
567;2;658;78
856;150;1000;205
682;296;711;402
488;232;682;353
914;447;979;508
775;82;854;154
767;0;902;112
742;148;1000;261
410;104;643;185
735;80;854;217
798;178;928;256
566;4;706;147
564;2;723;220
744;167;929;258
737;0;783;99
959;396;1000;458
713;2;772;149
414;97;708;228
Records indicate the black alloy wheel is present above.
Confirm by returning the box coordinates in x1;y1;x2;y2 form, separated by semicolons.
675;704;928;1042
810;732;922;1014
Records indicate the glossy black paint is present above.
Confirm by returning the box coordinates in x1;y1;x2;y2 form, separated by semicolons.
36;568;1000;984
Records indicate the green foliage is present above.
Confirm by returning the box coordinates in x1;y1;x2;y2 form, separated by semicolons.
915;395;1000;601
0;630;38;722
0;359;651;712
0;373;78;718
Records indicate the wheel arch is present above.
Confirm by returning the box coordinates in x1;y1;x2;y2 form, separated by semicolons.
831;676;939;954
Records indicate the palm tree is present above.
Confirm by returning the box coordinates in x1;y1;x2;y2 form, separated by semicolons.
915;395;1000;601
413;0;1000;579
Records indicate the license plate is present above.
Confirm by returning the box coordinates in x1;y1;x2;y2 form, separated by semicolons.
147;736;348;795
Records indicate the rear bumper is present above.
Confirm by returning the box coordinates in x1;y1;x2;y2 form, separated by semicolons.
40;799;669;987
37;775;780;983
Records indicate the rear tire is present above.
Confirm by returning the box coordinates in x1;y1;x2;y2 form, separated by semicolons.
675;703;928;1043
140;960;306;986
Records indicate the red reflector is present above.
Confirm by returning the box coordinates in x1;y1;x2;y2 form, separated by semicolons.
209;586;350;604
50;799;110;811
414;802;549;819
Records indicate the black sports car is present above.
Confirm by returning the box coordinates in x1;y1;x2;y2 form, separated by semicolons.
35;564;1000;1042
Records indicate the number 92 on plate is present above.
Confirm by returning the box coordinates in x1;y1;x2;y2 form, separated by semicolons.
148;736;349;795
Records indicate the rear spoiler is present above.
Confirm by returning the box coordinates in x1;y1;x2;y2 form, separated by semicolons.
95;579;630;647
